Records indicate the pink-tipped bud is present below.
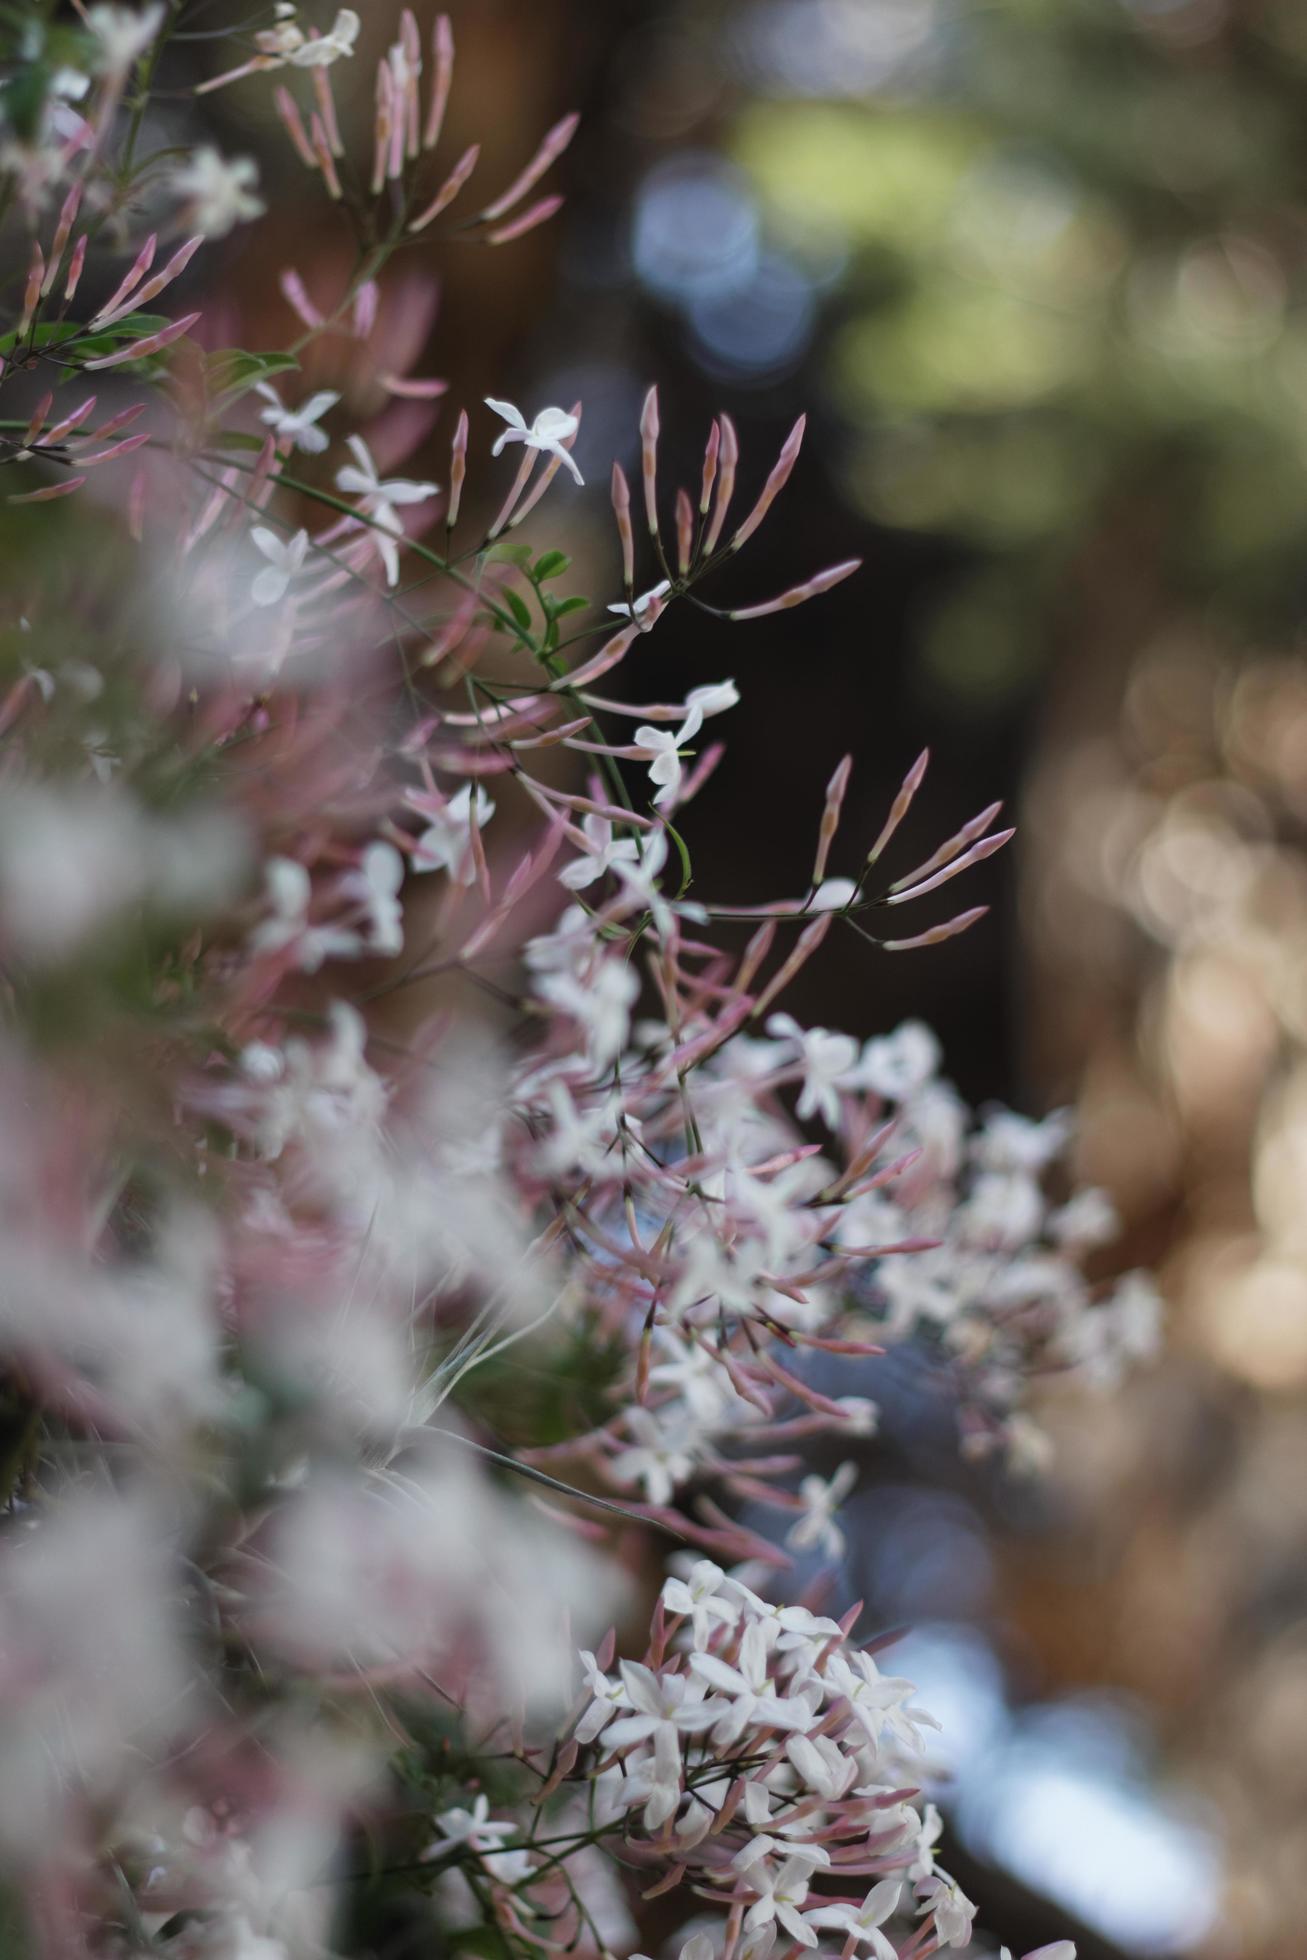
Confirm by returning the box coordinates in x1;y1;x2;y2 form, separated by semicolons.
813;753;853;886
884;828;1014;907
43;396;97;447
372;59;394;196
423;14;454;150
43;182;83;295
731;413;805;551
408;142;479;231
274;85;316;167
867;747;929;865
20;243;44;334
93;233;203;330
447;407;469;530
312;63;344;158
84;310;201;370
8;475;86;506
611;461;634;590
21;392;52;450
279;267;323;330
888;797;1002;892
63;233;88;303
703;412;738;555
883;905;989;952
484;194;563;246
640;385;660;539
353;280;379;339
729;556;860;622
752;912;834;1018
699;418;720;516
310;113;343;198
91;233;157;330
480;111;580;222
675;488;693;576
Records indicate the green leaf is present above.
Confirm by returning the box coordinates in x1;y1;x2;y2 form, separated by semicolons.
503;588;533;633
206;347;300;402
531;549;571;581
485;539;533;568
0;313;170;360
544;592;589;621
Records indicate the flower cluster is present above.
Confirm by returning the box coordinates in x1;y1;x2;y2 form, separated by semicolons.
0;5;1146;1956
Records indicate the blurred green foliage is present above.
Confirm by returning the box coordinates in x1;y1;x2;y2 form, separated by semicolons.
730;0;1307;702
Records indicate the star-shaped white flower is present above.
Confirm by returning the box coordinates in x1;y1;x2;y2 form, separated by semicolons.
786;1460;858;1559
409;785;495;884
255;385;340;455
689;1618;816;1746
485;398;584;484
558;812;641;892
633;703;703;811
286;7;360;66
250;527;309;607
608;578;670;621
335;435;439;587
804;1878;901;1959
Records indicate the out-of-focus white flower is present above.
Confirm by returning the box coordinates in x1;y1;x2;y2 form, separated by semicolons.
804;1877;901;1958
558;812;641;891
855;1019;941;1100
764;1013;860;1128
1000;1944;1077;1960
608;1405;699;1506
1048;1185;1119;1248
485;399;584;485
686;678;740;718
250;527;309;607
426;1795;532;1884
248;856;362;970
410;785;495;884
633;1938;715;1960
608;578;670;620
335;436;439;586
86;3;165;73
786;1460;857;1559
172;147;265;236
915;1874;977;1949
286;8;360;66
347;841;405;955
254;386;339;455
807;877;858;911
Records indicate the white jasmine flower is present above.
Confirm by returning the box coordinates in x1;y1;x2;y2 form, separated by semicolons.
633;703;703;811
347;841;404;955
558;812;641;891
608;1405;698;1506
172;148;265;237
804;1878;901;1958
286;7;360;66
824;1650;939;1754
250;527;309;607
254;385;340;455
427;1795;532;1884
86;3;165;72
915;1874;977;1948
1048;1186;1119;1248
786;1460;857;1559
485;399;584;484
1000;1945;1076;1960
689;1618;816;1746
335;435;439;586
855;1019;941;1100
608;578;670;620
807;877;858;911
410;785;495;884
764;1012;860;1128
742;1853;823;1949
686;678;740;718
660;1560;740;1649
